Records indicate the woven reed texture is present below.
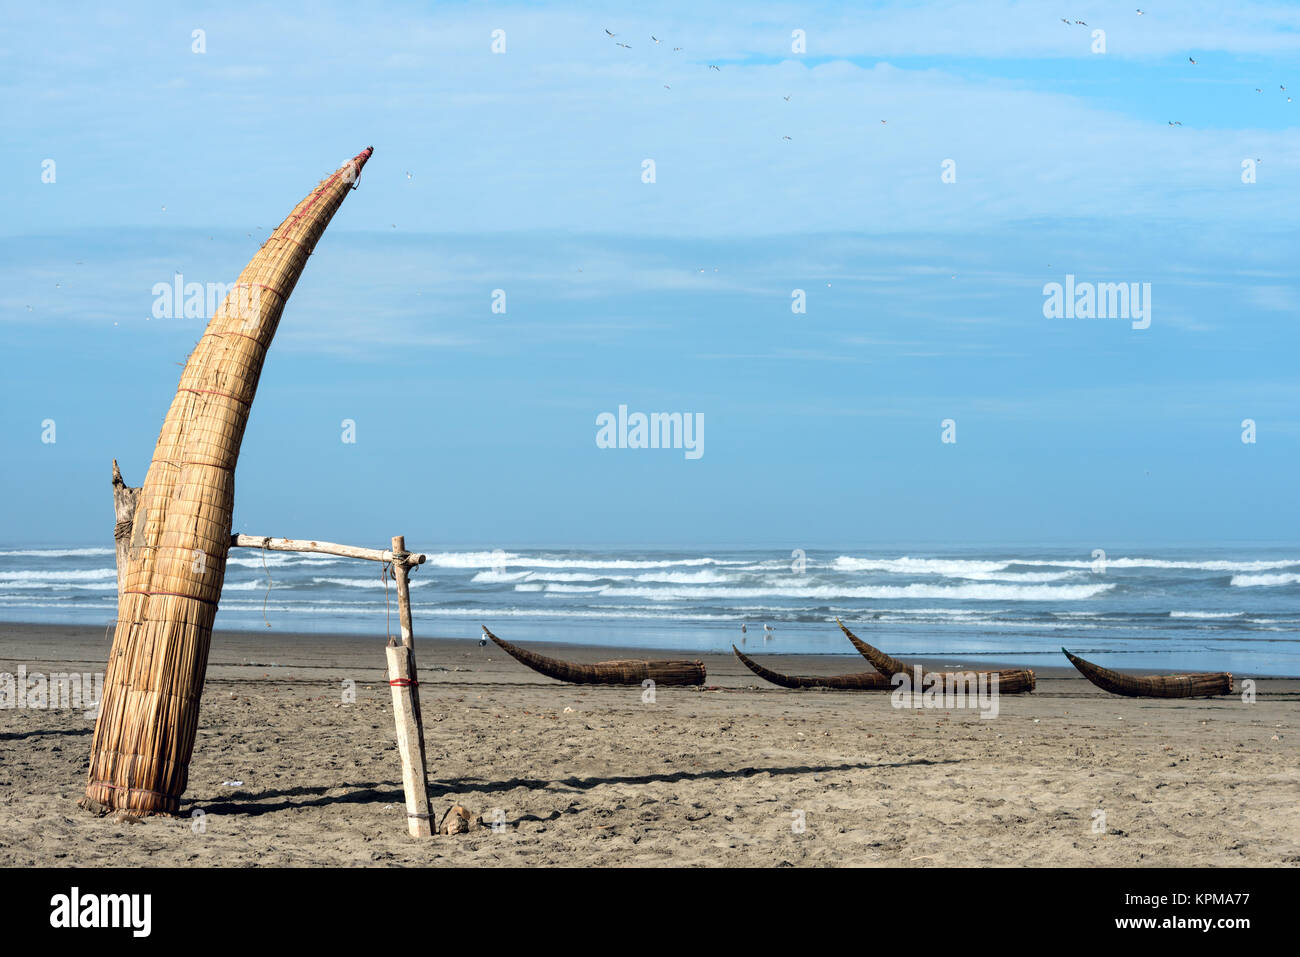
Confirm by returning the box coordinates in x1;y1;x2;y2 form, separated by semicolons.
1062;648;1232;698
836;619;1037;694
485;627;706;685
732;645;891;690
85;149;373;815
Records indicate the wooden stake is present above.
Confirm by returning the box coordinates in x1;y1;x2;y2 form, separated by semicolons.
386;641;431;838
391;535;415;648
389;535;428;778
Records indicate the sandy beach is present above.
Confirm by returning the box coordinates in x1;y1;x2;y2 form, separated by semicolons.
1;622;1297;867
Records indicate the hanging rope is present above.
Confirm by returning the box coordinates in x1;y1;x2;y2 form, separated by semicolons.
381;558;393;643
261;543;273;628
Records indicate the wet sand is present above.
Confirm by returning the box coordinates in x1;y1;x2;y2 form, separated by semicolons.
2;623;1297;866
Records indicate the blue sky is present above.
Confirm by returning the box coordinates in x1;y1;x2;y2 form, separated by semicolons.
2;1;1298;548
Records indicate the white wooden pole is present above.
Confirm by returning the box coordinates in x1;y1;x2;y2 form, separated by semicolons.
385;641;432;838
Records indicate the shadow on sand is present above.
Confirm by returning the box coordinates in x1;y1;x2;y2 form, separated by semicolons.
0;726;93;742
190;757;957;819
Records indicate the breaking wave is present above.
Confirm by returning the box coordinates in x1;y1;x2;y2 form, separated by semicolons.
0;569;117;583
1230;573;1300;588
533;582;1115;601
0;547;114;558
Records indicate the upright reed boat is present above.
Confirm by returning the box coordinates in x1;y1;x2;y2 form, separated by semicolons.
84;149;373;816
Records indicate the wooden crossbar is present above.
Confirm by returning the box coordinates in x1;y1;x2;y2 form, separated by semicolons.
231;533;426;566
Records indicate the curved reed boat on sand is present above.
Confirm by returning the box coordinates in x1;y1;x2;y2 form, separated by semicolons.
84;149;373;817
1062;648;1232;698
732;645;891;690
484;627;705;685
836;618;1037;694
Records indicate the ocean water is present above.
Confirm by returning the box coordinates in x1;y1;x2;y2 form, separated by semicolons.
2;545;1298;676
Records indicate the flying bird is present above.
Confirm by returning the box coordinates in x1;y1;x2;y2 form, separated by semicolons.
781;135;792;141
616;42;630;48
604;29;614;37
709;64;720;70
673;46;682;51
1188;57;1197;64
405;171;412;179
651;35;660;43
783;94;791;101
1136;8;1145;13
1168;120;1182;125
